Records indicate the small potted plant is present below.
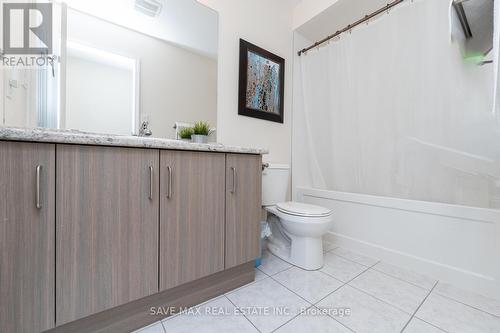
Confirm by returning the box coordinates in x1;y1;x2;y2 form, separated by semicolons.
179;127;194;141
191;121;211;144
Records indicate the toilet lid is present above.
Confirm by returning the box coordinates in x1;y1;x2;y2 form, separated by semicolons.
276;202;332;217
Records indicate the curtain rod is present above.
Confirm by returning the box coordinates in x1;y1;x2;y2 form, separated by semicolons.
298;0;405;56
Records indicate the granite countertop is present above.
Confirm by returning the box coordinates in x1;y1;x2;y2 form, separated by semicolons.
0;127;268;155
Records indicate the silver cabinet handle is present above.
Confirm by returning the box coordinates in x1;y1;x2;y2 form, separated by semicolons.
149;166;154;200
231;167;236;194
167;166;172;198
36;165;42;209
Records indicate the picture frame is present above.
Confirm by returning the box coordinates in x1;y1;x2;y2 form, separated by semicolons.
238;39;285;123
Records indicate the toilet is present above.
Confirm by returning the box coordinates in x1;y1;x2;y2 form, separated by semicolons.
262;164;333;270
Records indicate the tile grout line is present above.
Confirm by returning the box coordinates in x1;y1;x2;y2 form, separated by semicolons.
267;265;294;276
255;250;352;332
324;245;340;254
345;283;415;316
240;248;476;333
344;263;439;318
268;274;314;305
270;304;315;333
328;316;356;333
399;280;439;333
327;251;377;268
266;255;353;305
160;318;168;333
261;272;320;331
412;316;450;333
269;258;358;333
328;246;459;309
431;291;500;320
327;247;494;321
230;262;315;333
326;251;438;299
312;260;380;333
328;246;495;320
370;265;437;292
225;267;273;297
317;269;345;284
291;252;359;333
224;295;263;333
316;259;379;304
323;251;451;319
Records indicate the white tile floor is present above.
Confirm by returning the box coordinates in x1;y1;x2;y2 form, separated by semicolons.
134;244;500;333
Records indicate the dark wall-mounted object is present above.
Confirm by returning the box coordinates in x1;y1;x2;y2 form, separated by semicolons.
238;39;285;123
452;0;494;57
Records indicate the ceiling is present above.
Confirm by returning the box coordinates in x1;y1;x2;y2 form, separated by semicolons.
63;0;219;58
296;0;393;42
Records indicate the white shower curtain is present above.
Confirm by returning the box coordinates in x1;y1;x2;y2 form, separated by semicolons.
298;0;500;208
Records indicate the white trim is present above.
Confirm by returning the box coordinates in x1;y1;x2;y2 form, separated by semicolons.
59;2;67;130
132;59;141;136
267;164;291;170
298;187;500;223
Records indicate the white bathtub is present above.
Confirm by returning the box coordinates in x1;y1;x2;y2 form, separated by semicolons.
296;187;500;298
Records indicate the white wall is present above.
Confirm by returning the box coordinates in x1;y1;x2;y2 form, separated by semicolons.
197;0;295;164
293;0;340;30
2;69;32;127
295;0;392;41
66;56;134;135
67;9;217;139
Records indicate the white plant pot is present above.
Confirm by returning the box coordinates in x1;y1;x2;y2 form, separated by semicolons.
191;134;208;143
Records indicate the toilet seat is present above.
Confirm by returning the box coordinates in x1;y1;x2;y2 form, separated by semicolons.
276;202;332;218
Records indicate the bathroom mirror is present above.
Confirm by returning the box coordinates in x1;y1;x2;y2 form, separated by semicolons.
0;0;218;140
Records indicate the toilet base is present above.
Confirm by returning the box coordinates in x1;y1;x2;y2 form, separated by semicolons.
267;220;324;271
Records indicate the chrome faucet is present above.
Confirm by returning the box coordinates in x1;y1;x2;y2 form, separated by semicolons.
139;121;153;137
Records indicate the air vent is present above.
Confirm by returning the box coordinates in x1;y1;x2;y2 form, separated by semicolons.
135;0;164;17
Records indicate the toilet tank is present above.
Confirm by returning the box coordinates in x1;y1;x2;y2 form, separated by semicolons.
262;164;290;206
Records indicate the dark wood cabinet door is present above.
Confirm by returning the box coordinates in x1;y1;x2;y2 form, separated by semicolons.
0;142;55;333
56;145;159;325
160;151;225;290
225;154;262;269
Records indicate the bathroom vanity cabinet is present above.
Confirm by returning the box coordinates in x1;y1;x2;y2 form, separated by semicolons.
225;154;262;269
0;136;264;333
160;150;226;290
55;145;160;325
0;142;56;333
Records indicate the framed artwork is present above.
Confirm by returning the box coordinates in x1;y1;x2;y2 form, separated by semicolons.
238;39;285;123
